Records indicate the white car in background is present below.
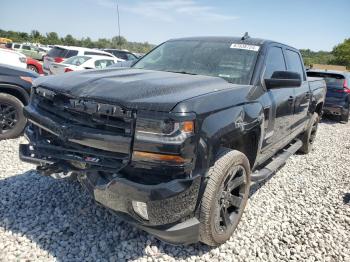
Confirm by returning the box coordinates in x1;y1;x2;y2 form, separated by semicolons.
0;48;27;68
43;45;121;75
49;55;120;75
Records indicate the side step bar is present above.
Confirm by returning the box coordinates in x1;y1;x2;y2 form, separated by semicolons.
251;139;303;182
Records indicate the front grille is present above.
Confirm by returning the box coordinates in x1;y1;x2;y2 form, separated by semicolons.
33;90;134;135
26;89;136;172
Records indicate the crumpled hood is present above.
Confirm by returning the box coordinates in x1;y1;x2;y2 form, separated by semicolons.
33;68;240;111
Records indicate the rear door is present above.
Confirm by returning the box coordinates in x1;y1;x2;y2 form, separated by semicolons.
284;48;310;132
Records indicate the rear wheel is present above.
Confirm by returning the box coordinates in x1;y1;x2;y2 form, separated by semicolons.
199;149;251;246
0;93;26;140
299;112;319;154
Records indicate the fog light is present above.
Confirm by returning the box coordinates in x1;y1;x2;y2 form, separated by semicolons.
132;201;149;220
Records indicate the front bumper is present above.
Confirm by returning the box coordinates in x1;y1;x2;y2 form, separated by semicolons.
20;141;202;244
79;171;201;244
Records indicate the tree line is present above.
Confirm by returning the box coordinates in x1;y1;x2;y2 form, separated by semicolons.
0;29;154;53
1;29;349;69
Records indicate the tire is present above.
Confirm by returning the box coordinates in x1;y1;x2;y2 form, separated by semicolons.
199;149;251;246
27;65;39;73
298;112;319;154
0;93;27;140
340;106;349;123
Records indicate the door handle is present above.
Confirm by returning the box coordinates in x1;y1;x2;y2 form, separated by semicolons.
288;96;294;103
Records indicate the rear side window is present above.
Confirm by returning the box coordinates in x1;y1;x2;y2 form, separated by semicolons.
307;72;345;89
264;47;286;79
65;50;78;58
65;56;91;66
14;44;21;49
94;59;115;69
285;50;305;80
48;47;68;58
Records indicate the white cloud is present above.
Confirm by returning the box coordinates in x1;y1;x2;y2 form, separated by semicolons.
97;0;238;22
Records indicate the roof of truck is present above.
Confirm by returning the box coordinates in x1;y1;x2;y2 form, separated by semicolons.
169;36;268;45
168;36;299;51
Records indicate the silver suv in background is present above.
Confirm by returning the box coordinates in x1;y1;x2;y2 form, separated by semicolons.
43;46;118;75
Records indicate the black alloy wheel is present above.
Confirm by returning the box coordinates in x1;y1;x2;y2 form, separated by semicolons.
214;165;247;233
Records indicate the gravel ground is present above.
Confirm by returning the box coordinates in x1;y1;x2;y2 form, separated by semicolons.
0;119;349;262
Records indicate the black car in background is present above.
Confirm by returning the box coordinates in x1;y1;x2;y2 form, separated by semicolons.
0;65;38;139
103;49;139;61
307;70;350;122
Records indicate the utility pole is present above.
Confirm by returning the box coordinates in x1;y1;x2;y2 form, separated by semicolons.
116;0;121;49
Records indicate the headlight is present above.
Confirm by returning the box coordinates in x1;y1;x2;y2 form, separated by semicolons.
135;118;194;143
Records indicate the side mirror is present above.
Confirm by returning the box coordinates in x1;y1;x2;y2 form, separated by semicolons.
265;71;302;89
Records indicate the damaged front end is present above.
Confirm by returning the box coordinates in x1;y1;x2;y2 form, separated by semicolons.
20;86;202;244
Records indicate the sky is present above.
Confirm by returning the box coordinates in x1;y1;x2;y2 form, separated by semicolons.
1;0;349;51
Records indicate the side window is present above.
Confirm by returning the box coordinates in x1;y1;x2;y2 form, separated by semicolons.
285;49;305;80
22;45;31;50
264;47;286;79
13;44;20;49
94;60;114;69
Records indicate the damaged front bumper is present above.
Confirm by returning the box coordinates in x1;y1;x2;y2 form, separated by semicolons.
20;137;201;243
79;171;201;244
20;105;202;244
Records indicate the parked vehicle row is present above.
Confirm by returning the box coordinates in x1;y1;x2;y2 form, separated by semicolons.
18;36;327;246
5;43;47;61
42;45;122;75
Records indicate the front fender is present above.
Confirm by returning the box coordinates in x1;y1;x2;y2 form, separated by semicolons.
195;102;264;170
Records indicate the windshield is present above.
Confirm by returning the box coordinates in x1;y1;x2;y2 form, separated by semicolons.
133;40;259;84
64;56;91;66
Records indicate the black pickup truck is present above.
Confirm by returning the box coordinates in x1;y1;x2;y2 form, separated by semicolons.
20;36;326;246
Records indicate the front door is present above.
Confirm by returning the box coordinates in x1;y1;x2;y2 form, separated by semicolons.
261;46;295;152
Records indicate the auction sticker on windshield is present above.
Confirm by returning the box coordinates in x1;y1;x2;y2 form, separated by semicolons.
230;43;260;51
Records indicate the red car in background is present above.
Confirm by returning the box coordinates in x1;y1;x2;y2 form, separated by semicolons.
26;58;44;75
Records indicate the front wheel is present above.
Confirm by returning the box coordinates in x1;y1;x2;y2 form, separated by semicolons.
199;149;251;246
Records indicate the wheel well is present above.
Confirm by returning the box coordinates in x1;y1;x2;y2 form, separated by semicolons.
27;63;38;70
315;102;323;115
0;86;29;105
225;128;260;169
